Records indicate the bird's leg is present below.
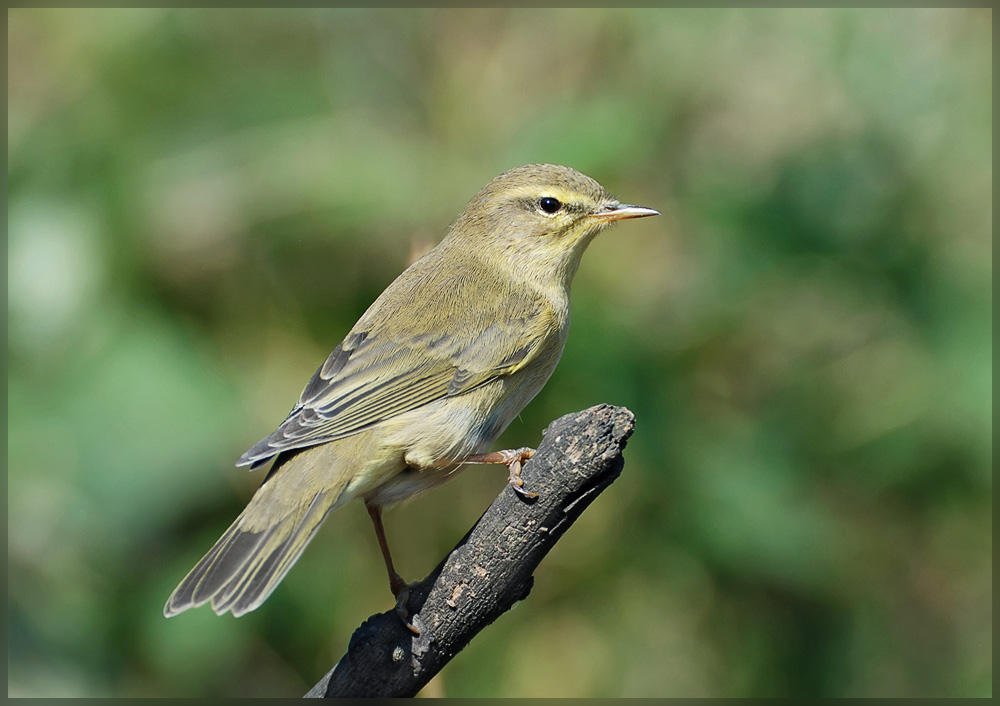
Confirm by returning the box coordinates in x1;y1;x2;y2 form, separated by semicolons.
364;500;420;634
461;447;538;499
365;500;406;594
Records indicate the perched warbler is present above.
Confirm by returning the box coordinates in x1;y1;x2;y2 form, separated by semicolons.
164;163;658;623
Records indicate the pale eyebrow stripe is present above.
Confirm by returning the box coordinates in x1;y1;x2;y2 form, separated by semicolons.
500;185;581;202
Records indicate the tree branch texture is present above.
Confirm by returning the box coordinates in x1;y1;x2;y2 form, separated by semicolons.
304;404;635;698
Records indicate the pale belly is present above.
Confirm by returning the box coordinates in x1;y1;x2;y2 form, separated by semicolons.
348;352;561;508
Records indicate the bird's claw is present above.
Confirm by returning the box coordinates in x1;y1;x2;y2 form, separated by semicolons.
393;582;421;635
506;448;539;499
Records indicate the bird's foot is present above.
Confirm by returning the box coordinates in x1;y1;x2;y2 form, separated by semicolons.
503;448;539;499
462;447;538;497
391;574;421;635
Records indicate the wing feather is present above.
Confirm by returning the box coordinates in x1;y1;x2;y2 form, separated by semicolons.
237;254;560;467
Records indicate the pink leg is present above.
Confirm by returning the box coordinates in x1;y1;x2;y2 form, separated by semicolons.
365;500;420;634
462;447;538;499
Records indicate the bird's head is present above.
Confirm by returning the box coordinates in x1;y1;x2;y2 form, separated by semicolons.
446;163;659;289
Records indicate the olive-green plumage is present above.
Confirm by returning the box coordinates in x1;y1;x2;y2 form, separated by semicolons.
164;164;658;618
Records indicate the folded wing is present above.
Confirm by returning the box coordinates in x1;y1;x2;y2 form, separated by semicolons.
237;260;555;468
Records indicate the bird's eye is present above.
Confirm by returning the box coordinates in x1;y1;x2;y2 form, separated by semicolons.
538;197;563;214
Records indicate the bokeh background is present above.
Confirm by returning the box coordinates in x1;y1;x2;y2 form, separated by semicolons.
7;8;991;698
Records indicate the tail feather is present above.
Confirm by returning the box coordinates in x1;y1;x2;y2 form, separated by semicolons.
212;494;330;616
164;456;349;618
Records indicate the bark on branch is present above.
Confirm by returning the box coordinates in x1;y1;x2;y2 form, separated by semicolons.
305;403;635;698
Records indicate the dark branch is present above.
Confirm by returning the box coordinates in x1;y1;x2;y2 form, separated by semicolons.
305;404;635;698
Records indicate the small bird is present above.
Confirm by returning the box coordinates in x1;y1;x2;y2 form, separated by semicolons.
164;164;658;623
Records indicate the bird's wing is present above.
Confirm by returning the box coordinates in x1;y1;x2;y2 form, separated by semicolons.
237;302;553;467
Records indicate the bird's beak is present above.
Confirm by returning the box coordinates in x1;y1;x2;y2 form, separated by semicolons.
590;202;660;223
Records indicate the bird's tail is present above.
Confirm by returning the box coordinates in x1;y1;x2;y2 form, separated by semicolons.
164;450;351;618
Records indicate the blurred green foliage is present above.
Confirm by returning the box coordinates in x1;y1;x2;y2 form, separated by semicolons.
7;8;991;698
